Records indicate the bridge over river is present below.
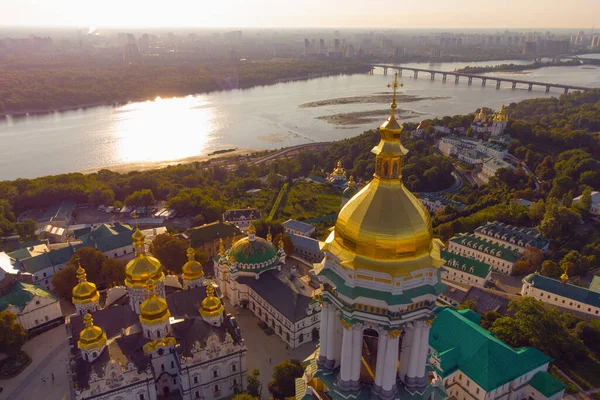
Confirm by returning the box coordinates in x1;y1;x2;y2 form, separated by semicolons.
370;64;593;94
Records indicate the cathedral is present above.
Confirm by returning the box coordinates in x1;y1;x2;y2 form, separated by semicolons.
296;74;565;400
67;227;247;400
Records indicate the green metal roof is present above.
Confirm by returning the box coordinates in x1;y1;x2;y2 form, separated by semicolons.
441;249;491;279
528;371;566;397
430;308;552;392
228;237;279;271
450;233;520;263
318;267;445;306
0;282;57;311
187;221;241;246
523;273;600;308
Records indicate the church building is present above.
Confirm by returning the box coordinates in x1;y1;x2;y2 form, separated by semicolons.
296;74;564;400
67;227;247;400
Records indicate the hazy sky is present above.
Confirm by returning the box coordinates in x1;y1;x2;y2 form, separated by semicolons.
1;0;598;29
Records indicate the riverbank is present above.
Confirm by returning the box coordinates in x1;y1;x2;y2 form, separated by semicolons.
317;108;423;126
300;94;450;108
0;61;371;117
79;148;258;175
455;60;580;74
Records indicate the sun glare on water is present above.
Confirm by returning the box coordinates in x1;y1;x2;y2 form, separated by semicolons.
112;96;216;164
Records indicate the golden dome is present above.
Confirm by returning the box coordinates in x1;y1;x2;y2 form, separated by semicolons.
560;271;569;283
139;279;171;325
322;72;444;277
200;284;224;318
247;222;256;235
72;264;99;305
493;104;509;122
125;228;164;289
182;246;204;281
78;313;107;351
332;160;346;176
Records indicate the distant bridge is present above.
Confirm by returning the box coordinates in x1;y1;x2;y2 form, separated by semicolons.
370;65;593;94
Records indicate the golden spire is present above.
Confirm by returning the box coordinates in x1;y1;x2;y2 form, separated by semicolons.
560;271;569;284
219;238;225;256
379;72;405;141
267;226;272;242
247;222;256;235
386;71;401;111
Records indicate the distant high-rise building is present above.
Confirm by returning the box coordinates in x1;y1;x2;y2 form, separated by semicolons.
304;38;310;55
334;39;340;52
319;39;325;53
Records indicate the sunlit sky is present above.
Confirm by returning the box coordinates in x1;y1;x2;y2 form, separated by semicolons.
0;0;598;29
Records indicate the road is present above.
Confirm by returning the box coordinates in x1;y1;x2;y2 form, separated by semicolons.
249;142;333;166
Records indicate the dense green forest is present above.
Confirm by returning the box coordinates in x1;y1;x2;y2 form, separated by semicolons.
0;61;370;114
455;59;580;74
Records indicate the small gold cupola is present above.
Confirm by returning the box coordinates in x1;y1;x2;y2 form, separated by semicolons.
72;264;100;314
200;284;225;326
78;312;107;362
182;245;204;283
139;279;171;326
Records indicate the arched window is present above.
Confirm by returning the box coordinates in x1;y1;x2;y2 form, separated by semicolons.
92;352;97;358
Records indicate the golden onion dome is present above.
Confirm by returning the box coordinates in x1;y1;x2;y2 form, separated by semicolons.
493;104;509;122
182;246;204;281
332;160;346;176
139;279;171;325
125;228;164;288
200;284;224;318
78;313;107;351
560;271;569;283
322;72;444;277
72;264;99;305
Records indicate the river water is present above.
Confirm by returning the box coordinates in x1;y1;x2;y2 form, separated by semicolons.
1;57;599;180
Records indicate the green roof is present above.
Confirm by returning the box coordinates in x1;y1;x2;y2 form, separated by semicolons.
528;371;566;397
441;249;491;279
187;221;241;246
523;273;600;308
450;233;520;263
228;237;279;270
430;308;552;392
0;282;57;311
318;267;445;306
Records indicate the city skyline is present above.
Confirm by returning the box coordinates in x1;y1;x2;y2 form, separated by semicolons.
1;0;599;30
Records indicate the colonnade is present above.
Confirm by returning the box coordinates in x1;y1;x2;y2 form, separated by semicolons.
318;303;432;398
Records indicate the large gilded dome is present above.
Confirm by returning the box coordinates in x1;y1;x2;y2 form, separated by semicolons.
322;74;443;276
125;228;165;288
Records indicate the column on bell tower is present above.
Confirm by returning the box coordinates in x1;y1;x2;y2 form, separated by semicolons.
318;303;330;366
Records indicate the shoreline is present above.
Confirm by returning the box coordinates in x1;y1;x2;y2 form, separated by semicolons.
0;69;369;118
78;148;259;175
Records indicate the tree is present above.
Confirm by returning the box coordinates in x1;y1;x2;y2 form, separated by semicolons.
66;247;107;283
480;310;502;329
512;260;531;276
149;234;188;273
575;188;593;219
540;260;562;279
457;299;477;311
88;185;115;206
15;218;38;241
52;264;79;299
268;359;304;400
522;246;544;270
246;368;262;397
124;189;156;208
528;199;545;224
559;250;596;276
101;258;127;286
573;321;600;356
0;310;27;355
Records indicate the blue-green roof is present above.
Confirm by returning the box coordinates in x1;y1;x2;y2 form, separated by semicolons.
228;237;279;271
441;249;491;279
430;308;552;392
528;371;566;397
0;282;57;311
523;273;600;308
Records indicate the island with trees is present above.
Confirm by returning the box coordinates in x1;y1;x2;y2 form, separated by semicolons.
455;59;581;74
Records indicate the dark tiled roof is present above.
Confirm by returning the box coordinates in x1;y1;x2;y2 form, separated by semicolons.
283;219;315;235
223;208;260;221
475;221;549;250
289;234;322;253
238;270;312;322
70;304;140;344
171;315;242;357
186;221;241;246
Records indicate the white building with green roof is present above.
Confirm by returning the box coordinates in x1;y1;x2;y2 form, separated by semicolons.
522;273;600;317
448;233;520;275
0;282;62;332
440;250;491;288
429;308;566;400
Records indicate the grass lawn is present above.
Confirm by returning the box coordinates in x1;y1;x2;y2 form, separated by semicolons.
0;351;31;379
281;183;341;221
557;354;600;390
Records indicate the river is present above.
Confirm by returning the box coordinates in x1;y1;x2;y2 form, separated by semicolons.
1;57;599;181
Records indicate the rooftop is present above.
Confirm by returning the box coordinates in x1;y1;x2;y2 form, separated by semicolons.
528;371;566;397
523;273;600;308
283;219;316;235
223;208;260;221
0;282;57;311
289;234;322;254
449;233;520;263
441;249;491;279
185;221;241;246
430;308;552;392
475;222;549;250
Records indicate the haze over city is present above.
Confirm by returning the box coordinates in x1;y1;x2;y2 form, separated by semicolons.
1;0;599;29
